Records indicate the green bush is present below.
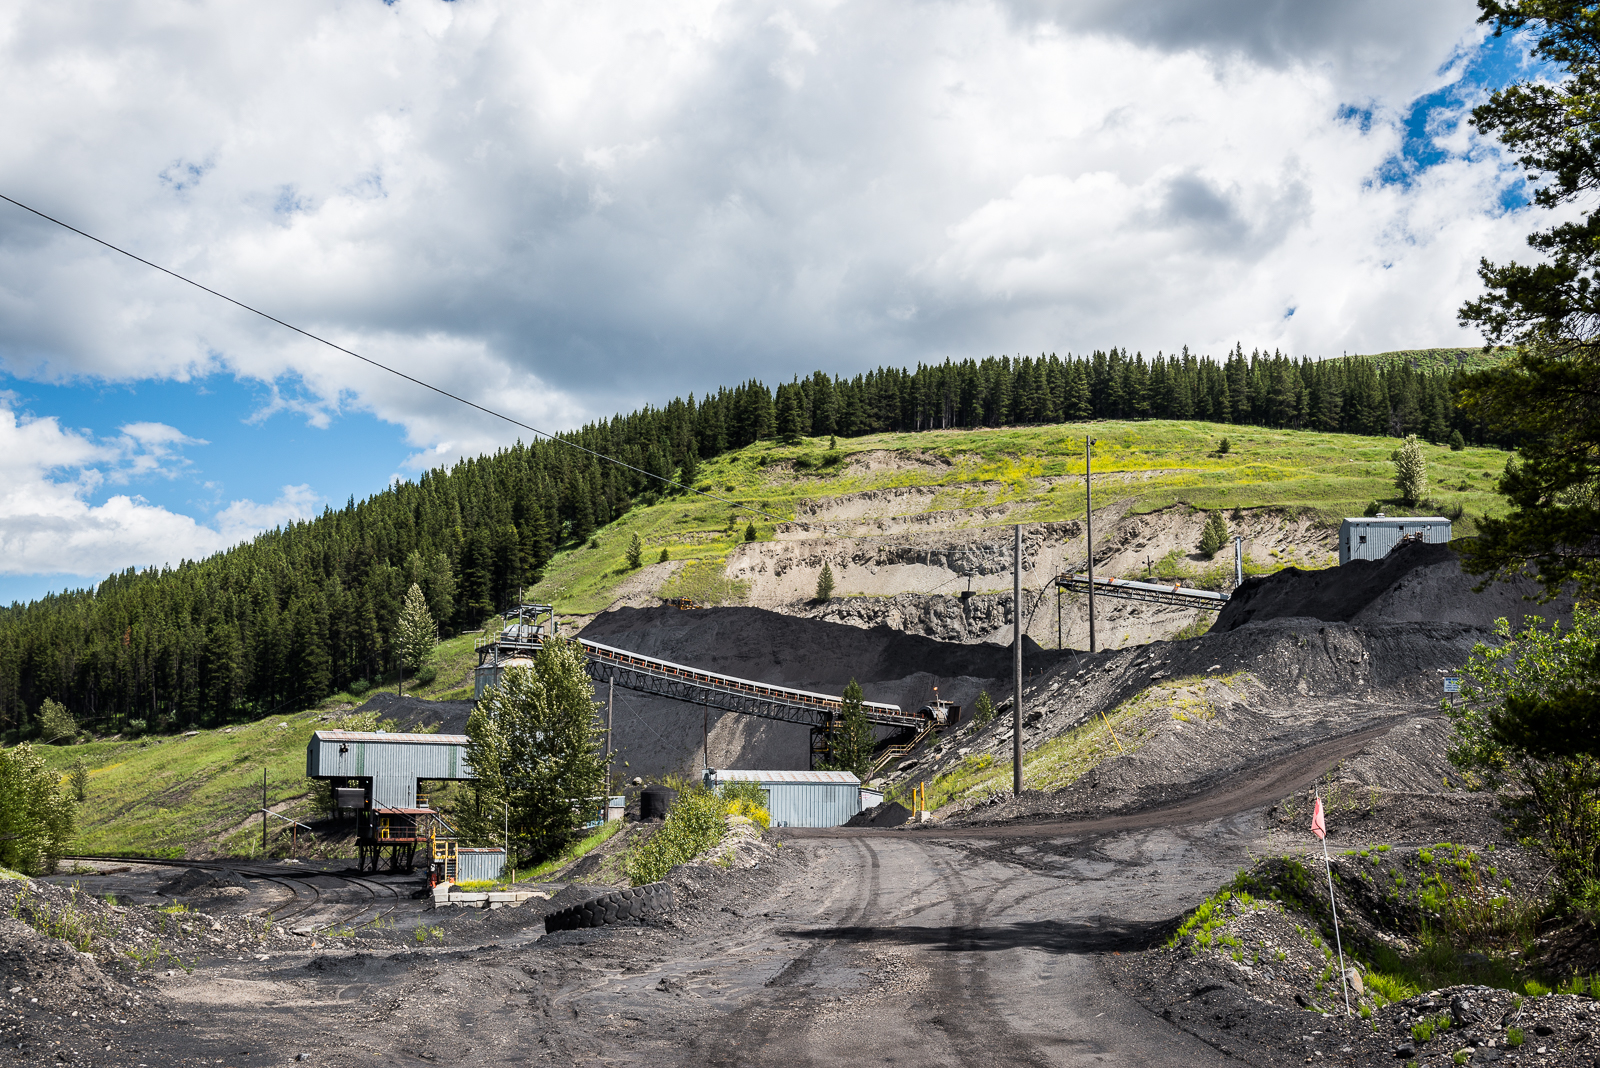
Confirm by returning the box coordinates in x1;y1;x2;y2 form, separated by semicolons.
624;789;726;885
0;744;77;875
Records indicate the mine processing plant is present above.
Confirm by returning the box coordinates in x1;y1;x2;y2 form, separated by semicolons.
475;605;959;767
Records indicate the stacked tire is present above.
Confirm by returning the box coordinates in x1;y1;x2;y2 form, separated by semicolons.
543;882;676;933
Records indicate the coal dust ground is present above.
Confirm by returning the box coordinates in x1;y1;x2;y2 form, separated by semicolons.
7;545;1584;1066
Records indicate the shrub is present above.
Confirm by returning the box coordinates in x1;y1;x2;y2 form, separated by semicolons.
1217;437;1231;455
1449;429;1466;451
624;788;726;885
38;699;76;744
412;664;438;687
659;548;670;563
348;678;372;697
0;744;76;875
125;718;147;737
973;690;995;726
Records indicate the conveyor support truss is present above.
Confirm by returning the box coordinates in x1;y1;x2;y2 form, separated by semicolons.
1055;574;1231;612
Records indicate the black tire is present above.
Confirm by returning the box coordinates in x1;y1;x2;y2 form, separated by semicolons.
543;881;676;934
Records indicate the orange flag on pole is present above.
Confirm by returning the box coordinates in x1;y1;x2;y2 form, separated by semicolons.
1311;796;1326;840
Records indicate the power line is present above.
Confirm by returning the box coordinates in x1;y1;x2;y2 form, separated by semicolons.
0;192;784;521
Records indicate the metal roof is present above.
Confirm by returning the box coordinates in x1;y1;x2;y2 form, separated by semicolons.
709;769;860;785
311;730;470;745
1341;516;1450;525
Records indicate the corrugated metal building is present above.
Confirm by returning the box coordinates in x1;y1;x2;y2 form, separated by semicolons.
1338;516;1452;565
457;847;507;883
704;769;863;828
305;730;473;809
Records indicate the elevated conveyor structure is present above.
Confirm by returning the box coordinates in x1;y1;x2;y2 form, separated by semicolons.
1055;573;1231;612
474;605;933;768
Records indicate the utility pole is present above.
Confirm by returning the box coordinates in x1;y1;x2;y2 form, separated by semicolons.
261;767;268;853
1013;524;1023;797
1085;436;1098;654
606;676;615;786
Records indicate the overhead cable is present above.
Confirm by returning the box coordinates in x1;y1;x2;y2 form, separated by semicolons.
0;192;783;521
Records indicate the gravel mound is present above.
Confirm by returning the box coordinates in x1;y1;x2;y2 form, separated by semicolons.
844;801;911;828
1215;539;1568;632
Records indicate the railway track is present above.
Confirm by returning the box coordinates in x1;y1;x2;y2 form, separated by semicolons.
57;854;413;931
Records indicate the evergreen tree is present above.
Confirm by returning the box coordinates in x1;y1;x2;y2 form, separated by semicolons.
395;583;438;675
626;532;643;570
1198;512;1230;558
828;679;875;781
1393;434;1428;506
1449;428;1466;451
745;522;757;542
68;757;89;803
972;690;994;725
461;636;606;857
815;561;835;602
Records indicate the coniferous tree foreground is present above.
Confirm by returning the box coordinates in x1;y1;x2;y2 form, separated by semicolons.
0;347;1505;738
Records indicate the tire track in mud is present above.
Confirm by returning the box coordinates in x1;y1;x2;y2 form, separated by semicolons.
698;837;884;1068
914;843;1057;1068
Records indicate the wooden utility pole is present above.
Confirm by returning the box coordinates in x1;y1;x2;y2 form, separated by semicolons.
1013;524;1023;797
1086;436;1098;654
261;767;268;852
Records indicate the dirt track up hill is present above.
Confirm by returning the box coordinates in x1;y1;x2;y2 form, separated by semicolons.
1215;538;1568;632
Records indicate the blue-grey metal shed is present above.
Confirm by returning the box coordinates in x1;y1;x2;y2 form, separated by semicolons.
457;847;507;883
703;769;863;828
1338;516;1452;565
305;730;473;810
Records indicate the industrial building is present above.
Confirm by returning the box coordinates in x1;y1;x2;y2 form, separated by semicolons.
305;729;479;874
1338;516;1452;565
703;769;866;828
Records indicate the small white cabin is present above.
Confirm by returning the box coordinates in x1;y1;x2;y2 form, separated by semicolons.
1338;516;1451;565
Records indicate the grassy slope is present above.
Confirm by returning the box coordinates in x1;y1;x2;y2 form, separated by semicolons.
1354;346;1509;374
530;420;1512;615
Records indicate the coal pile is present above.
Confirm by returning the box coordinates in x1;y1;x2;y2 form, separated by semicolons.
349;692;475;734
156;867;248;898
581;605;1054;685
843;801;911;828
580;606;1061;779
1214;539;1568;632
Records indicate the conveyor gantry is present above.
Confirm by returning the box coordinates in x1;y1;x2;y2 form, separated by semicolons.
1054;573;1231;612
473;606;920;732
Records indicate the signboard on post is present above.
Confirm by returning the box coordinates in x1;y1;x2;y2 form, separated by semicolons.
1443;677;1462;694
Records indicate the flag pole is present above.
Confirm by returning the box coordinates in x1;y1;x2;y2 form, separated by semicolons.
1314;786;1352;1016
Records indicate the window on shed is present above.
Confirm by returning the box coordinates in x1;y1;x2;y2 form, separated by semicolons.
1359;535;1367;544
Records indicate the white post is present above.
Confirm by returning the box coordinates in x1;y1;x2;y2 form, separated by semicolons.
1234;536;1244;589
1317;787;1352;1016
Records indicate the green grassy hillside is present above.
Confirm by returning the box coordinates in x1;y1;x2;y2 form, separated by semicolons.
1355;347;1510;374
530;419;1511;615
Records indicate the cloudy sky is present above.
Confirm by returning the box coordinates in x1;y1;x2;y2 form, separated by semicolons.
0;0;1548;602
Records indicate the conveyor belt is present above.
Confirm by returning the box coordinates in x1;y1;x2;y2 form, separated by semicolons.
1055;573;1231;611
477;634;921;730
